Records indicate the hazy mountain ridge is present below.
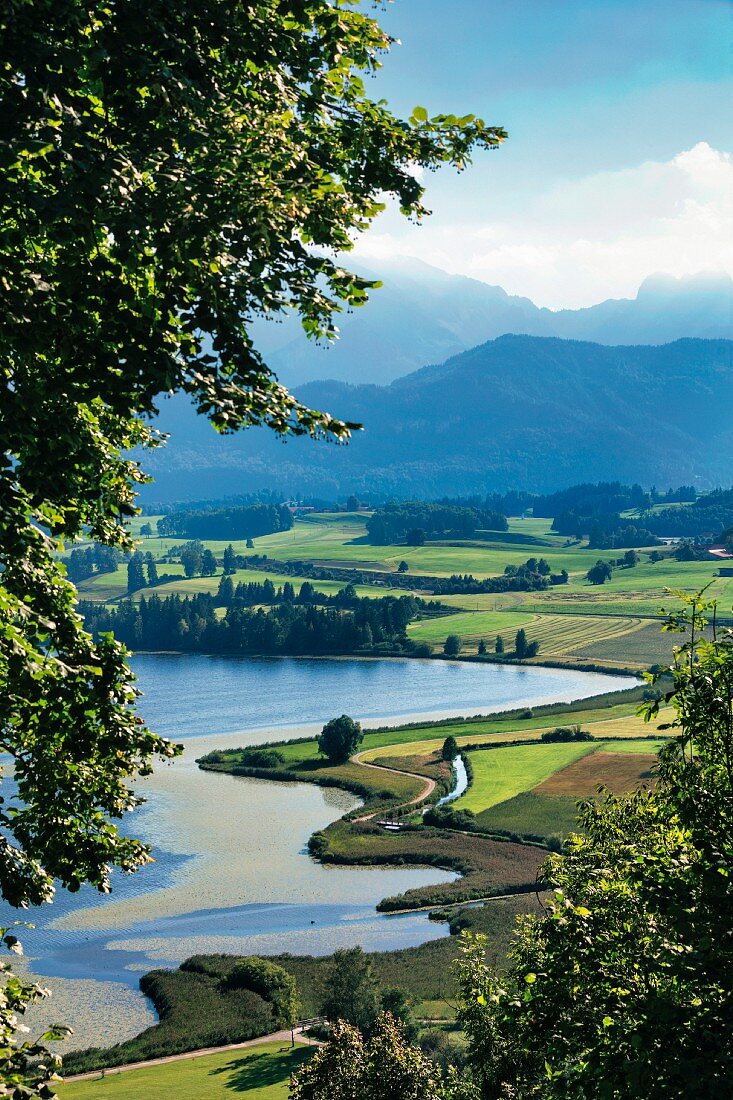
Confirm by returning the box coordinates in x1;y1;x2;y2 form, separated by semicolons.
257;261;732;387
144;335;733;502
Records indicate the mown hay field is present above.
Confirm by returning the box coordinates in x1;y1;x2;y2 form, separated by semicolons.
535;750;658;797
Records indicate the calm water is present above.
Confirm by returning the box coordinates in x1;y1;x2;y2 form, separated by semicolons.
129;652;631;740
7;655;634;1048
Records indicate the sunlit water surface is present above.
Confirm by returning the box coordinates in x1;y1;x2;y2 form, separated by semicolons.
4;655;633;1047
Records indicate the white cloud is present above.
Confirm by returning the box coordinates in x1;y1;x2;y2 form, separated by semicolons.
353;142;733;308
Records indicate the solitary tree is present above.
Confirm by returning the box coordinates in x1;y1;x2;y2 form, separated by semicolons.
318;715;363;764
495;635;505;654
291;1015;444;1100
201;548;218;576
216;575;235;607
443;634;462;656
398;560;409;573
299;581;317;604
180;544;203;578
477;639;487;655
321;947;381;1033
380;989;419;1043
223;544;237;575
587;560;613;585
442;736;459;762
145;554;159;586
224;958;299;1031
514;628;528;658
127;551;146;594
140;523;152;538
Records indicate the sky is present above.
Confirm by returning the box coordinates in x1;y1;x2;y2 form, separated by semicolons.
349;0;733;308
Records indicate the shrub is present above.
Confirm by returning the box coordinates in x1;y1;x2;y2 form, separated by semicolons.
540;725;594;743
308;832;329;858
442;736;459;761
223;958;299;1027
238;747;285;768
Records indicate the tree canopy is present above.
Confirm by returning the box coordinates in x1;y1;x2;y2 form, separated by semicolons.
318;714;363;763
1;1;502;1092
1;0;501;899
456;591;733;1098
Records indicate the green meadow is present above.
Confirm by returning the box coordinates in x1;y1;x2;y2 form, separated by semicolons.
454;743;597;812
76;511;733;674
59;1042;313;1100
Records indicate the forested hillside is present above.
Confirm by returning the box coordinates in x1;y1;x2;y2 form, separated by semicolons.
144;336;733;502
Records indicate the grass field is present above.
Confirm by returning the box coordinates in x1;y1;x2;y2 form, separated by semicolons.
407;609;532;645
77;512;733;672
60;1042;312;1100
455;743;597;813
77;563;408;605
458;734;666;840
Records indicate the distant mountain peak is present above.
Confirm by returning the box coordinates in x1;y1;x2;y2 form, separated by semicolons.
636;270;733;300
256;257;732;389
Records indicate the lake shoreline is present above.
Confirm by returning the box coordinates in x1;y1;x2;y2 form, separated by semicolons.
130;646;640;679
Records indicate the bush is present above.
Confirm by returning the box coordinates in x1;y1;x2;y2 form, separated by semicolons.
238;747;285;768
442;736;459;761
308;832;329;858
540;725;594;743
223;958;299;1027
443;634;461;656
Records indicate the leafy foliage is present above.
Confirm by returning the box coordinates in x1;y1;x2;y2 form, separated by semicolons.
442;736;459;762
223;957;299;1028
1;0;501;1092
83;590;430;658
368;503;507;545
456;591;733;1098
539;725;594;743
290;1014;453;1100
157;503;293;540
318;715;363;764
321;947;381;1032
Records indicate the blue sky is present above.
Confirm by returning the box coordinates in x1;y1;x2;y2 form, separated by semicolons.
350;0;732;307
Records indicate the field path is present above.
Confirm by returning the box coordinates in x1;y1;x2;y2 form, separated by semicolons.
63;1027;319;1083
350;750;437;821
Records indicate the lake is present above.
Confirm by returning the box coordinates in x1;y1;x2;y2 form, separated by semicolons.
7;655;634;1049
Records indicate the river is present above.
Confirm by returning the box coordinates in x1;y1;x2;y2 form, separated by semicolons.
4;655;633;1049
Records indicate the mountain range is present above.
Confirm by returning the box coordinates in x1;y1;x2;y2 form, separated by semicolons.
253;260;733;387
143;335;733;503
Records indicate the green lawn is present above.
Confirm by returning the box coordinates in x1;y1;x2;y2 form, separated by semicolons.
122;515;612;580
455;743;598;813
76;514;732;671
59;1042;313;1100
